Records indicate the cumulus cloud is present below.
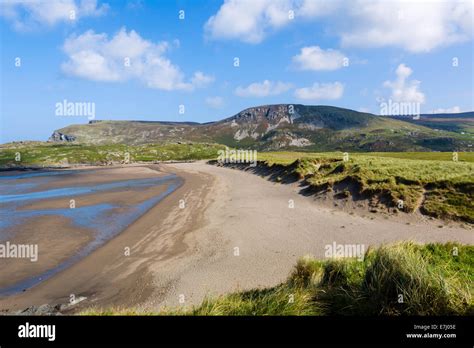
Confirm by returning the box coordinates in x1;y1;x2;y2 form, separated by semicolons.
191;71;215;88
383;64;425;104
293;46;346;71
294;82;344;101
0;0;108;30
205;0;294;44
339;0;473;53
235;80;292;97
61;28;213;91
205;96;225;109
205;0;473;52
431;106;462;114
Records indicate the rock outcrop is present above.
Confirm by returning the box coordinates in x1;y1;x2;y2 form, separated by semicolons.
49;131;76;142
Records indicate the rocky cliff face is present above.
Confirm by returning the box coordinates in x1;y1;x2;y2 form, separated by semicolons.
49;131;76;142
228;104;298;123
211;104;309;146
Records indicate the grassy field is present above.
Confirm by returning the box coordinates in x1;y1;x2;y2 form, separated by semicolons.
82;242;473;316
256;152;474;223
258;151;474;164
0;142;225;167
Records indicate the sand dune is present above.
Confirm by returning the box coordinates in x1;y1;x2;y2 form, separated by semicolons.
141;162;473;311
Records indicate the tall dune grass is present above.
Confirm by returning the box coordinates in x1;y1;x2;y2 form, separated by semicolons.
82;242;473;316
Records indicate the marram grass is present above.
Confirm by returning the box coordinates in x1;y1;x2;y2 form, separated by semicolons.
258;152;474;222
81;242;473;316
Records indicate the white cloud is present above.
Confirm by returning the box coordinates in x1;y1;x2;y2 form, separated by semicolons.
205;0;299;44
205;0;473;52
341;0;474;53
0;0;108;30
293;46;346;71
431;106;462;114
294;82;344;101
205;96;225;109
191;71;215;88
383;64;425;104
235;80;292;97
61;28;212;91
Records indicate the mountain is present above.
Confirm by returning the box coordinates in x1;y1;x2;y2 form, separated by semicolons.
49;104;474;152
388;112;474;135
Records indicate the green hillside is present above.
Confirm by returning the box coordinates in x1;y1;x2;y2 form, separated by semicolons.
48;105;474;152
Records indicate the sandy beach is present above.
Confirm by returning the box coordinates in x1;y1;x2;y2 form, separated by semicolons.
0;161;472;313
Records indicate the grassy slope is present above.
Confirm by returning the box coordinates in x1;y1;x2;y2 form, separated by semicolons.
50;107;473;152
82;242;473;316
206;119;472;152
389;112;474;135
298;117;465;152
257;152;474;223
55;121;214;145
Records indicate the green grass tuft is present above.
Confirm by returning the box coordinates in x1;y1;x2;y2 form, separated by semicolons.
257;152;474;223
81;242;473;316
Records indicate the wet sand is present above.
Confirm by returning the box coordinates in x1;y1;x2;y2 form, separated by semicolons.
29;166;169;192
0;164;210;312
0;165;182;302
0;162;472;313
0;215;92;289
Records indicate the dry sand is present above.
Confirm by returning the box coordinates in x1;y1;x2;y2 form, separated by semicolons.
140;162;474;311
0;161;472;313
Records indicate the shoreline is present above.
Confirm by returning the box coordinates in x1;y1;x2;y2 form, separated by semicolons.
0;161;472;314
0;164;201;311
0;160;201;173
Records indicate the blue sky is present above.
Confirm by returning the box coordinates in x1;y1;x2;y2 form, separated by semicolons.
1;0;473;143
